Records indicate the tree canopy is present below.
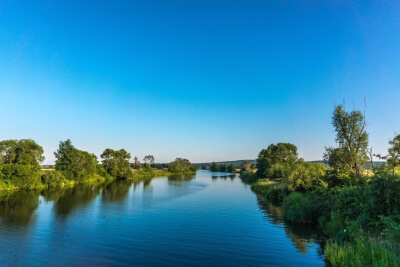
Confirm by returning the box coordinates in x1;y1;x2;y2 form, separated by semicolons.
54;139;97;181
324;104;369;179
256;143;298;179
168;158;197;173
101;148;132;179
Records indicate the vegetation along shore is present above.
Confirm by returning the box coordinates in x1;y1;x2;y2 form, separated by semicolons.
241;104;400;266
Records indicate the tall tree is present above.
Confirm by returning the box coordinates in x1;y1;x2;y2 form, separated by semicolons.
324;104;369;178
101;148;132;179
54;139;97;181
143;155;155;164
256;143;298;179
0;139;44;188
133;156;141;169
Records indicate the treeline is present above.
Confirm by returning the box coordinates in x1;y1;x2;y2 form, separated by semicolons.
0;139;197;190
207;160;255;172
243;104;400;266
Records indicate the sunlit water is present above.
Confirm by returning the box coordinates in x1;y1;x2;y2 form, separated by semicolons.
0;171;326;266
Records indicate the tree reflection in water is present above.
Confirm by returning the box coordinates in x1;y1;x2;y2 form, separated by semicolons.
101;180;133;203
0;190;39;226
256;194;324;256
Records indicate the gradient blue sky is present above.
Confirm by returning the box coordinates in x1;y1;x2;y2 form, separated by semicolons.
1;0;399;164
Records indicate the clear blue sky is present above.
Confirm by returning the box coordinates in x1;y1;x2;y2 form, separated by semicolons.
1;1;399;164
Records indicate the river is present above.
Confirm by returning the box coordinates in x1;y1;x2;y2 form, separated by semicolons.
0;170;326;266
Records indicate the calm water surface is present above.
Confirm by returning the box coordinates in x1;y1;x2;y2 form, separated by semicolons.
0;171;326;266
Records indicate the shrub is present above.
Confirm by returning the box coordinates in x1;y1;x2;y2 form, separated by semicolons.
251;179;287;201
283;192;313;223
41;171;69;188
2;164;42;189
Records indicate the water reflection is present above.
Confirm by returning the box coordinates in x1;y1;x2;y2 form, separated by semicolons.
0;190;39;226
51;184;102;219
211;173;236;180
256;194;324;256
102;180;132;203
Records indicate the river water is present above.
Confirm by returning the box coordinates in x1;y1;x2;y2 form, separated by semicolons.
0;170;326;266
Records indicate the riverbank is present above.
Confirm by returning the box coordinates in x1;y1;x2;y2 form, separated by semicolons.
248;174;400;266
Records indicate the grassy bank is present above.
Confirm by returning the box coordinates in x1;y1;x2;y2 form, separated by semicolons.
249;174;400;266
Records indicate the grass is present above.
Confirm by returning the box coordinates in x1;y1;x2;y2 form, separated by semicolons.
251;178;287;201
325;237;400;266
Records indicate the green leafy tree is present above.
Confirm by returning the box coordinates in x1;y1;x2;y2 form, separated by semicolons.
219;164;228;172
210;162;220;172
284;160;327;192
133;156;141;169
54;139;97;181
256;143;298;179
240;160;252;172
228;164;237;172
0;139;44;188
168;158;197;173
324;104;369;179
101;148;133;179
376;134;400;174
143;155;155;164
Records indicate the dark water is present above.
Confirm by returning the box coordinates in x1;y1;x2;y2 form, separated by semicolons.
0;171;325;266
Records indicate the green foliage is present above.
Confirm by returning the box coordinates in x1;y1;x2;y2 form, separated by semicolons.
143;155;154;164
376;133;400;174
2;164;42;188
228;164;237;172
325;237;400;267
210;162;219;171
283;192;313;223
101;148;133;180
54;139;97;181
41;171;69;188
0;139;44;166
96;165;113;181
251;179;287;201
256;143;298;179
240;160;252;172
368;174;400;224
284;160;327;192
0;139;44;189
168;158;197;174
143;163;152;172
239;170;257;183
324;104;369;179
133;156;141;169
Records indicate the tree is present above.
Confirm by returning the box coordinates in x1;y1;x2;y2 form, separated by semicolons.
324;104;369;178
376;133;400;173
168;158;197;173
256;143;298;179
210;162;220;172
54;139;97;181
228;164;237;172
0;139;44;167
143;155;155;164
240;160;252;172
101;148;133;179
133;156;141;169
0;139;45;188
284;160;327;192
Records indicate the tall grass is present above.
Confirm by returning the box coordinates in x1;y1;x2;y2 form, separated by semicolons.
325;237;400;266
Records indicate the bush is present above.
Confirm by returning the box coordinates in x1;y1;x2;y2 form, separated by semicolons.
2;164;42;189
285;161;327;192
283;192;313;223
251;179;287;201
41;171;69;188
